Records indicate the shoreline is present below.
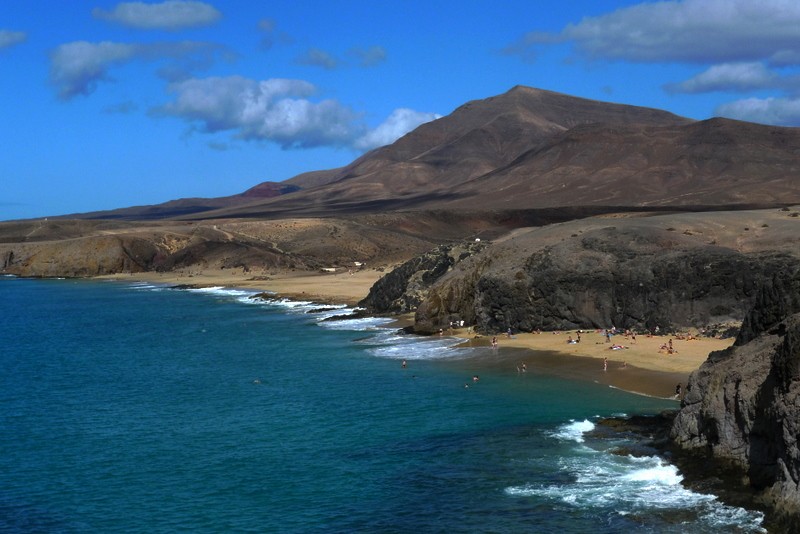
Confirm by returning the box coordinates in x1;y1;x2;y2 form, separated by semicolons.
94;268;732;399
95;267;385;307
452;328;733;399
454;337;694;400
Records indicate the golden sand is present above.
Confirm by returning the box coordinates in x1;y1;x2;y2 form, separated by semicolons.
99;267;385;306
451;328;732;398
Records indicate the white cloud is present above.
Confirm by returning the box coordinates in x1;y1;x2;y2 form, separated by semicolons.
666;62;780;93
49;40;230;99
92;0;221;30
154;76;359;148
257;18;276;49
716;96;800;126
295;45;388;70
50;41;138;99
349;46;387;67
355;108;441;151
506;0;800;126
517;0;800;65
0;29;27;50
257;18;293;50
153;76;440;151
295;48;339;70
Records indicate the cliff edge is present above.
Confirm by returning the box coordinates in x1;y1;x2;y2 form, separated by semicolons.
671;269;800;524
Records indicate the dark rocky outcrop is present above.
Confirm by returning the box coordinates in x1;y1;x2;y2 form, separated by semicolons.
412;223;798;335
359;241;487;321
670;268;800;526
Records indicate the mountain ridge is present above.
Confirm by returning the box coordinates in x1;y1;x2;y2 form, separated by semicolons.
49;85;800;221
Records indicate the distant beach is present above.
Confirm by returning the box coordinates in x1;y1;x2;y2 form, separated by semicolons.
98;267;733;399
97;267;385;306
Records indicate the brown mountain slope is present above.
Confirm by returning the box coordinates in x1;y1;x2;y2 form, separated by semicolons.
62;85;800;222
207;86;696;218
198;86;799;219
442;117;800;209
62;181;301;221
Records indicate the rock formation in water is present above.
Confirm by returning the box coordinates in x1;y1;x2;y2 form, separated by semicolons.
671;268;800;523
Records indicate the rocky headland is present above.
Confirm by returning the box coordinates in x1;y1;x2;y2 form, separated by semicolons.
360;209;800;337
670;268;800;529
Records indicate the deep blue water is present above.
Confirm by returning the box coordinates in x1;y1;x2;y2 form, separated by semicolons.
0;277;765;532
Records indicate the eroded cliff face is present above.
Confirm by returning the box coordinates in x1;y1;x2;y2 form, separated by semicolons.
358;241;487;319
0;232;301;278
406;226;797;335
671;270;800;521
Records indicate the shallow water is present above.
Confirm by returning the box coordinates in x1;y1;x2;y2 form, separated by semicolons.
0;277;765;532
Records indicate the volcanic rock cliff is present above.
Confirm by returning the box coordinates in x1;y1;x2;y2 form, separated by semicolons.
361;210;800;335
671;269;800;523
358;241;487;314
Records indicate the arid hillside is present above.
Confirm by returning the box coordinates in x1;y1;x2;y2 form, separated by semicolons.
42;86;800;222
189;87;800;218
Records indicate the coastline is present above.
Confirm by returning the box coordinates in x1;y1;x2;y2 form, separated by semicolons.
95;268;732;399
95;267;385;307
452;328;733;398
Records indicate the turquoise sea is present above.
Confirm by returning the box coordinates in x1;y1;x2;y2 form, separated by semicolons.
1;276;766;533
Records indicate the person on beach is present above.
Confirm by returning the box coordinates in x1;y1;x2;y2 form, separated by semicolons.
491;336;498;348
603;357;608;371
675;383;682;398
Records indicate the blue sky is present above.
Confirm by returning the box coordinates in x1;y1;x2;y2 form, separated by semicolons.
3;0;800;220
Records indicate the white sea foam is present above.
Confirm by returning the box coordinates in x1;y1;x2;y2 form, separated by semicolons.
250;295;315;310
367;334;476;360
548;419;595;443
306;304;352;320
186;286;257;298
318;316;394;331
128;282;163;291
506;421;766;532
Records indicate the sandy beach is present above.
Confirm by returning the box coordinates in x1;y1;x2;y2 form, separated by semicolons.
99;267;732;399
99;267;386;306
449;328;733;399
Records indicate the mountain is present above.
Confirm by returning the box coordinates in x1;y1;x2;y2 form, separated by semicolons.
64;181;301;221
185;85;800;220
67;85;800;222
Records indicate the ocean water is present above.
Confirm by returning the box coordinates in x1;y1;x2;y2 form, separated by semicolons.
0;276;766;533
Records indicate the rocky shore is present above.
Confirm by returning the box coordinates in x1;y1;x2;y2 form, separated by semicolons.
596;266;800;533
669;268;800;529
